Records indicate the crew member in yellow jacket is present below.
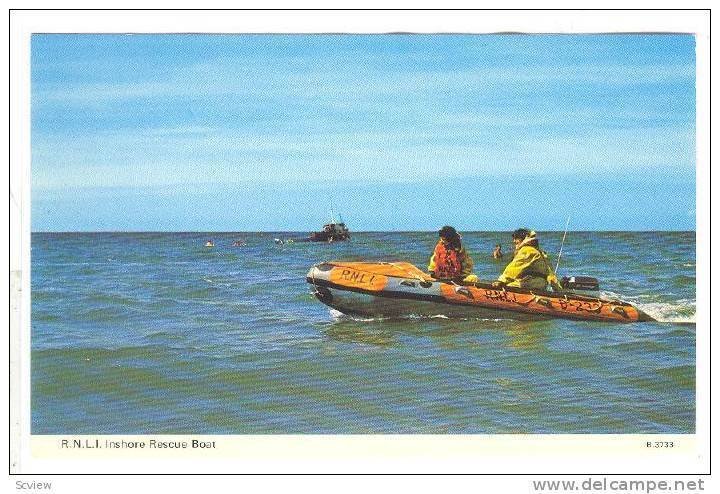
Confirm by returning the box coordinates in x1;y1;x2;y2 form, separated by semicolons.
428;226;478;283
493;229;562;291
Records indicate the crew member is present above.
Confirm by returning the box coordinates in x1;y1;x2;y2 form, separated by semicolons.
492;244;503;259
428;226;477;282
493;229;562;291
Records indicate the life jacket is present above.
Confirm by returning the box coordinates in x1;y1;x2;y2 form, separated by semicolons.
434;241;464;279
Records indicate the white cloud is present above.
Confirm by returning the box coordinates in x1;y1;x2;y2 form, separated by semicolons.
33;58;694;106
32;122;694;191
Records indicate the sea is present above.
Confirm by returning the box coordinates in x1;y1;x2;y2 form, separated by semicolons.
31;231;696;434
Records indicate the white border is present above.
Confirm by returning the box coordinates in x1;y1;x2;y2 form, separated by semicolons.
9;9;710;480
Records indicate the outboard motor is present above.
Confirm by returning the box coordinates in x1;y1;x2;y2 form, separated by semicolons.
561;276;600;291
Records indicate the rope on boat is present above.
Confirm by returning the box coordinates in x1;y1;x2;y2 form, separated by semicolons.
309;262;321;296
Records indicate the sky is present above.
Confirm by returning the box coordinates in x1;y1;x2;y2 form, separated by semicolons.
31;34;696;231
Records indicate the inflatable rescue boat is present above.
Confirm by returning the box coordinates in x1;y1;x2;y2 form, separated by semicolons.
306;261;654;323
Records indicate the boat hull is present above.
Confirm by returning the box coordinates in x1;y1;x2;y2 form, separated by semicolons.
307;262;654;323
312;284;547;320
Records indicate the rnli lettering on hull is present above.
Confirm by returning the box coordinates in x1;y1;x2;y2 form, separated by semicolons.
329;268;388;291
340;269;375;286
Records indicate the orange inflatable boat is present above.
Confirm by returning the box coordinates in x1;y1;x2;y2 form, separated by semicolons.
306;261;654;323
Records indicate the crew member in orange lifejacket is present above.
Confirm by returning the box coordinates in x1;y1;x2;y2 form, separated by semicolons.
428;226;477;282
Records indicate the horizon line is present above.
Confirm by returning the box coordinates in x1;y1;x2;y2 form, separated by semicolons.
30;229;697;234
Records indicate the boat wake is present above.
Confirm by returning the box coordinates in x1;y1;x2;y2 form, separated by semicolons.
600;292;696;324
329;309;378;322
634;301;696;324
328;309;510;323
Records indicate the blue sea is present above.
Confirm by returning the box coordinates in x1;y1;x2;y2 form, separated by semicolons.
31;231;696;434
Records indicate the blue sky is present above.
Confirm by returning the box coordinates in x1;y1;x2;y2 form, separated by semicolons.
31;34;696;231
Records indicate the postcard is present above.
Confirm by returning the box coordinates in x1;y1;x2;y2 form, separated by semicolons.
8;8;710;492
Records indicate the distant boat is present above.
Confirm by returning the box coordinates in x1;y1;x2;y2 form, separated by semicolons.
306;222;350;242
205;240;215;248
